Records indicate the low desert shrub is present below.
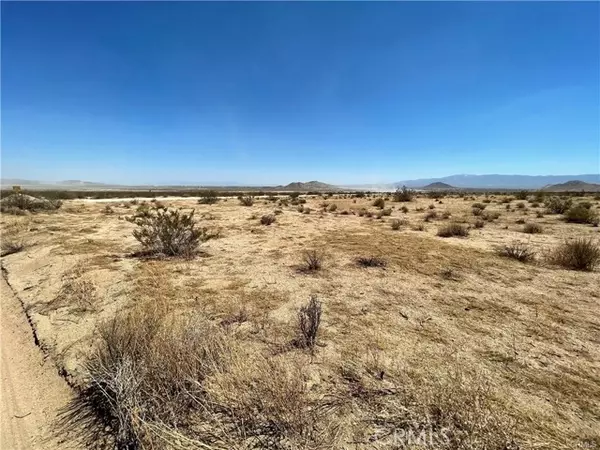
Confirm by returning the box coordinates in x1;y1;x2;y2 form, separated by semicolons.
390;219;404;230
198;190;219;204
441;211;451;219
483;211;501;221
424;210;438;222
131;206;215;257
400;206;409;213
356;256;387;268
472;202;487;211
545;196;572;214
102;204;114;214
0;193;62;214
393;185;414;202
381;208;392;216
296;295;322;350
437;223;469;237
372;198;385;209
523;223;543;234
260;214;276;225
498;242;535;262
564;205;598;225
328;203;338;212
301;249;323;272
515;191;528;200
239;196;254;206
516;202;525;209
473;219;485;229
548;238;600;271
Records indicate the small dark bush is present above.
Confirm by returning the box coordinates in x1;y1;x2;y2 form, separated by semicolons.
437;223;469;237
424;210;438;222
472;203;487;210
198;190;219;204
328;204;338;212
400;206;409;213
381;208;392;216
548;239;600;271
297;296;322;350
516;202;525;209
301;250;323;272
260;214;276;225
356;256;387;268
473;219;485;229
393;185;414;202
515;191;528;200
390;219;403;230
499;242;535;262
239;196;254;206
523;223;543;234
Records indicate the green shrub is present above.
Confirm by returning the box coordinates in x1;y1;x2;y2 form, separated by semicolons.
545;196;572;214
131;207;215;257
564;205;598;224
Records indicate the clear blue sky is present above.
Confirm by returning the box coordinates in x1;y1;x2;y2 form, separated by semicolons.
1;2;599;185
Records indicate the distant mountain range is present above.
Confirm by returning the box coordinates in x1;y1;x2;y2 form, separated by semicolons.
2;174;599;191
394;174;600;189
542;180;600;192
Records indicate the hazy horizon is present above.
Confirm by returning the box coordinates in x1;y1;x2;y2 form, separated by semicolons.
1;2;599;184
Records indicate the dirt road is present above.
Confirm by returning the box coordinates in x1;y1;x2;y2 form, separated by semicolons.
1;274;81;449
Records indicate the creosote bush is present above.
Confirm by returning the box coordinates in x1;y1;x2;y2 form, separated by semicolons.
393;185;414;202
498;242;535;263
437;223;469;237
390;219;403;230
239;195;254;206
198;190;219;204
548;238;600;271
545;196;572;214
564;205;598;225
130;206;215;257
0;193;62;214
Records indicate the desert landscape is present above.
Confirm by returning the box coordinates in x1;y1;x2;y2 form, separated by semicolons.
1;187;599;449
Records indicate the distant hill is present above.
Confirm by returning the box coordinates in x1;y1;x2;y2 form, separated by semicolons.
276;181;340;191
394;174;600;189
422;182;455;190
0;178;42;186
542;180;600;192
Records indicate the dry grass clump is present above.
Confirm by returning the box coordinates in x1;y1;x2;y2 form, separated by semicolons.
296;295;322;350
437;223;469;238
523;223;543;234
301;249;324;272
239;195;254;206
390;219;406;230
498;242;536;263
564;204;598;225
356;256;387;268
373;197;385;208
260;214;276;225
130;206;215;257
424;210;438;222
473;219;485;229
328;203;338;212
547;238;600;271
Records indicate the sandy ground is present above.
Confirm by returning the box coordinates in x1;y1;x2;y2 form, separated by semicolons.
0;275;81;450
1;192;599;448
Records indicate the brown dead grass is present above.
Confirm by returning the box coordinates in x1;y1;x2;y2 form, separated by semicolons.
2;194;599;449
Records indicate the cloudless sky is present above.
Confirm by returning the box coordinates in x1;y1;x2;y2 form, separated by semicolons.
1;1;599;185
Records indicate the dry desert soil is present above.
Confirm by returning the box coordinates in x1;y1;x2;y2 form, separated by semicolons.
1;192;599;449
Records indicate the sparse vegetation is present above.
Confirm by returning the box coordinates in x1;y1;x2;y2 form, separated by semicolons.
239;195;254;206
498;242;535;262
0;193;62;214
523;223;543;234
548;238;600;271
393;185;414;202
564;204;598;225
260;214;276;225
545;196;572;214
437;223;469;237
373;197;385;208
130;206;215;257
356;255;387;267
296;295;322;350
301;249;324;272
198;190;219;204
